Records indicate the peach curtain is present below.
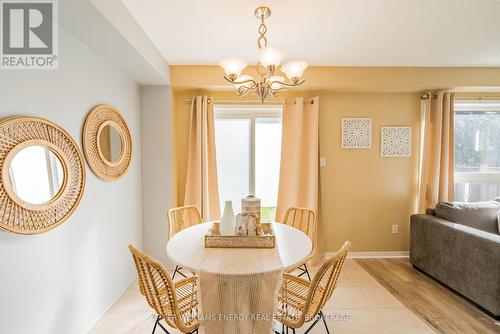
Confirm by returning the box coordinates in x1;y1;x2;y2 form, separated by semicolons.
417;91;455;213
276;97;321;260
184;96;221;221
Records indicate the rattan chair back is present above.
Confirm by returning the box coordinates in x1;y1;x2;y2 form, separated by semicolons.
128;245;198;333
305;241;351;318
168;205;202;238
282;207;317;254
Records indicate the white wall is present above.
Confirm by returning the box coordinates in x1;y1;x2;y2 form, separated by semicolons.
0;28;143;334
140;86;174;266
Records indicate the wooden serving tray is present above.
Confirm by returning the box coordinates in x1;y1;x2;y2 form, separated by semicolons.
205;222;275;248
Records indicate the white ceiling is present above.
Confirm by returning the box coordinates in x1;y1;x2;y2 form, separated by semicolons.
121;0;500;67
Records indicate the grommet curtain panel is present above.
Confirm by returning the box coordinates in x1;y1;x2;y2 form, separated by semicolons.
276;97;321;260
417;91;455;213
184;96;221;221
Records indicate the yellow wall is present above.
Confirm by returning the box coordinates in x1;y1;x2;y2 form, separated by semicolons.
318;92;419;252
171;66;500;252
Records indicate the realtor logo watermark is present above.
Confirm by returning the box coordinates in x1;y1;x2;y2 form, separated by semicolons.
1;0;58;69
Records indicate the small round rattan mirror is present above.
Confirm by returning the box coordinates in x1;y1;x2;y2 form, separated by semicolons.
0;117;86;235
82;105;132;180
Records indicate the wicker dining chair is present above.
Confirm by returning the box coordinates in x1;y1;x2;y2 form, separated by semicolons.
275;241;351;334
128;245;199;334
282;207;317;280
168;205;202;279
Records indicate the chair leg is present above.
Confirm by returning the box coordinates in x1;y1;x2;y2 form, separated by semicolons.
153;316;171;334
320;311;330;334
297;264;312;281
172;265;187;280
152;316;159;334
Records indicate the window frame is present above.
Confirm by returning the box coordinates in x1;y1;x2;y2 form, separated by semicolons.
213;104;282;195
454;99;500;201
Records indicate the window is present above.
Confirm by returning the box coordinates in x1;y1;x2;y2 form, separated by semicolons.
214;105;282;221
454;100;500;202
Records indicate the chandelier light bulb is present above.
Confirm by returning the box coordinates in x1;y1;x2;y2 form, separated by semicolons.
257;47;286;67
281;61;308;80
219;58;247;78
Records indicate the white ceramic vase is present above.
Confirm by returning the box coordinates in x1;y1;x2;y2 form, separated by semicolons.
220;200;235;236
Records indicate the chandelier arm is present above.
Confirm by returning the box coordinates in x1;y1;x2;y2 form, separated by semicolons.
268;79;306;88
224;76;258;87
234;78;258;86
237;84;258;96
236;88;253;97
223;75;236;84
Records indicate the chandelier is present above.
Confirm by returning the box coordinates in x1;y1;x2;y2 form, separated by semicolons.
219;6;308;103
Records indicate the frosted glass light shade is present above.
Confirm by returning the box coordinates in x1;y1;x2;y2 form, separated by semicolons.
235;75;255;89
257;47;285;67
268;76;285;89
219;58;247;77
281;60;308;80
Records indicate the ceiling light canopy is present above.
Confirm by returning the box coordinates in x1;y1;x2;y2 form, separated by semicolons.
219;7;307;103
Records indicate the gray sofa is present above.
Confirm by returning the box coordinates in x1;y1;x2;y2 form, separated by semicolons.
410;202;500;319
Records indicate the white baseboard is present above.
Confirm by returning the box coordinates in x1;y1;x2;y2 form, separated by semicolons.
325;251;409;259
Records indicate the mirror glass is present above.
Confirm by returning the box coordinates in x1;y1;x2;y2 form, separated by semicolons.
9;146;64;205
99;124;123;163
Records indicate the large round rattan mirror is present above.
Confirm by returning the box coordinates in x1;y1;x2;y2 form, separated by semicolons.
83;105;132;180
0;117;86;234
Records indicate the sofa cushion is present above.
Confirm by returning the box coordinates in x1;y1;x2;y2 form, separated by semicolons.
435;201;500;235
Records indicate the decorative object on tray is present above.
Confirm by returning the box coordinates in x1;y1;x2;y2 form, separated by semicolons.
341;118;372;149
208;196;272;248
0;116;86;234
241;194;261;220
381;126;411;157
235;211;263;236
220;200;235;236
82;104;132;180
205;222;275;248
235;213;248;236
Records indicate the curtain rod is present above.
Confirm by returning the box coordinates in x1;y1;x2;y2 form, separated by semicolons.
421;92;500;100
421;93;437;100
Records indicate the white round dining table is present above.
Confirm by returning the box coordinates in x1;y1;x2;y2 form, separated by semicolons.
166;222;312;272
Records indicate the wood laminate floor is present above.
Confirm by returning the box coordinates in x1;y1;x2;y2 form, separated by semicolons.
355;258;500;334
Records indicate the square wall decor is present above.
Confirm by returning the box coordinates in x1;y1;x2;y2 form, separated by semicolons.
342;118;372;149
381;126;411;157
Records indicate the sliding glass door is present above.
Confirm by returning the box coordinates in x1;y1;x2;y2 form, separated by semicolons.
214;105;282;221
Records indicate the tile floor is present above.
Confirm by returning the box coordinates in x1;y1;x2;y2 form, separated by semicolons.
89;259;435;334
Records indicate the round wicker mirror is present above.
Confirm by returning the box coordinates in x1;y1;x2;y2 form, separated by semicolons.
0;117;86;234
82;105;132;180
